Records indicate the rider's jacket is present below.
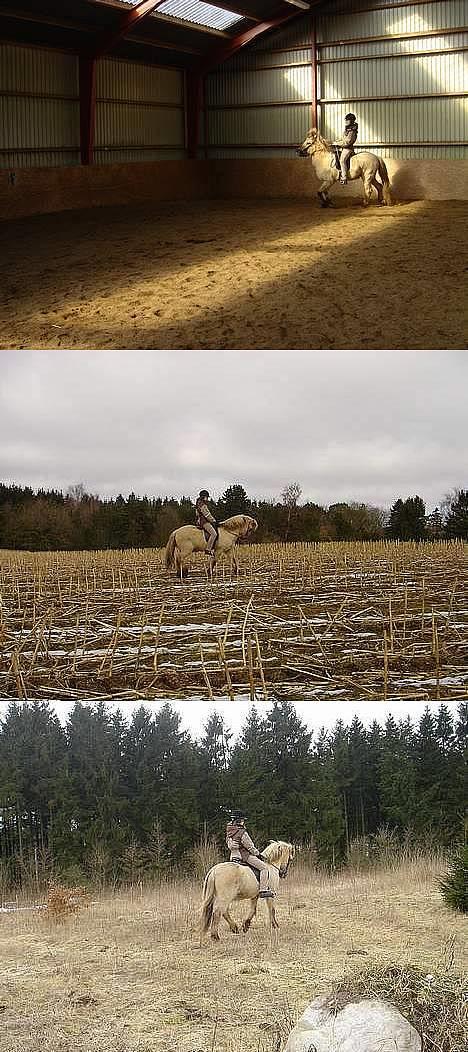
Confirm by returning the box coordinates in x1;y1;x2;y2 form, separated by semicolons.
196;498;216;527
226;822;260;861
336;121;358;148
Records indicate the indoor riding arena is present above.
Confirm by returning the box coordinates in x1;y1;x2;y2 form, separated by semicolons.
1;0;467;351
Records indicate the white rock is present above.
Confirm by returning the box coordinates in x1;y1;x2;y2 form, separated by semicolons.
285;996;422;1052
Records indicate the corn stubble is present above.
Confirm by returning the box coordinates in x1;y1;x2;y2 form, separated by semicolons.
0;541;466;700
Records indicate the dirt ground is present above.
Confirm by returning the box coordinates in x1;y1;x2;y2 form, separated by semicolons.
0;859;466;1052
0;199;467;350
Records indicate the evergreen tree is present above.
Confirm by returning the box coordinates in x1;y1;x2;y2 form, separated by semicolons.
378;716;417;832
260;701;315;844
388;496;426;540
218;485;250;519
311;729;345;866
197;713;232;835
444;490;468;539
439;845;468;913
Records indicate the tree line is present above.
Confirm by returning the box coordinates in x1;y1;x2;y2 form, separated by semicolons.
0;482;467;550
0;699;465;890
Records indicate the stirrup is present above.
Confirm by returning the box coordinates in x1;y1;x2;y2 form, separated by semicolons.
258;889;274;898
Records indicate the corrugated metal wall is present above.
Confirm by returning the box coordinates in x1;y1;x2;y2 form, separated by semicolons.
204;18;314;158
0;44;80;168
95;58;185;163
206;0;468;160
0;45;185;169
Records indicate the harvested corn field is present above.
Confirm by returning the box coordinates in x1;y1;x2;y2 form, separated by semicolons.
0;541;467;701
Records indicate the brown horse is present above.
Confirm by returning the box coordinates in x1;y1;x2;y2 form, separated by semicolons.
200;840;295;941
164;514;258;578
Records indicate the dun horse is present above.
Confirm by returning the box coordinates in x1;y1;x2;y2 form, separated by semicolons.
165;514;258;578
200;840;295;940
298;128;392;207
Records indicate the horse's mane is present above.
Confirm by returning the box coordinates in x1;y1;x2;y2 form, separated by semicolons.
220;514;245;528
262;840;292;863
315;130;333;152
219;514;256;535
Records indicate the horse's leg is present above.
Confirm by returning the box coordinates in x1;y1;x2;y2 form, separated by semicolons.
222;907;240;934
371;174;383;204
242;897;258;933
266;898;279;930
317;174;336;207
210;898;223;940
362;173;374;207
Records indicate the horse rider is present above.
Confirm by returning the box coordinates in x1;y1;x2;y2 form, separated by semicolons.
195;489;218;558
226;809;274;898
333;112;359;184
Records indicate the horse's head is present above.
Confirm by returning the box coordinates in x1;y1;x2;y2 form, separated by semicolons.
297;128;318;157
242;515;258;538
221;514;258;539
263;840;295;878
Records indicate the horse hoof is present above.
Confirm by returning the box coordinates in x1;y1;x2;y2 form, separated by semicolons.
210;932;220;941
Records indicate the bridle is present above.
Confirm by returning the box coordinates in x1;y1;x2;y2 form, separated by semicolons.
266;851;293;879
279;855;292;879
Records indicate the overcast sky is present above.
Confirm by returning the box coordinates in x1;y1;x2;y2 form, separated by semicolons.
0;697;459;738
1;350;466;510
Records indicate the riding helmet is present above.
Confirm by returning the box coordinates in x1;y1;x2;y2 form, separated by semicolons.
345;112;356;122
199;489;209;498
230;809;247;821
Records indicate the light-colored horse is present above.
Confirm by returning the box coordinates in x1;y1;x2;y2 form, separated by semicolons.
200;840;295;941
298;128;392;207
164;514;258;578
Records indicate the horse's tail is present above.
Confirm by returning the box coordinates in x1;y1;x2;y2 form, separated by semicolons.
378;158;393;205
200;869;216;934
164;530;178;570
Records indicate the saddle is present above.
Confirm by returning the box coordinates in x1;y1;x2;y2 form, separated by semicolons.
332;145;354;170
230;860;260;882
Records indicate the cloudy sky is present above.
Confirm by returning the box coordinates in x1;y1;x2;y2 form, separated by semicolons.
1;350;466;510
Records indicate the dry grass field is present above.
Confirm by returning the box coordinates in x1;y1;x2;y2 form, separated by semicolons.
0;857;466;1052
1;541;467;702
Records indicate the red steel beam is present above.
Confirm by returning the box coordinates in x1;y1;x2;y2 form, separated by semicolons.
198;11;299;76
80;0;166;164
91;0;167;59
186;9;300;159
79;55;97;165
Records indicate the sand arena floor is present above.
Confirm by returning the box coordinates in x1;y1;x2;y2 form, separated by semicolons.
0;198;467;350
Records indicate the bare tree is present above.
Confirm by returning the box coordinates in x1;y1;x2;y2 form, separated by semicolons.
281;482;302;540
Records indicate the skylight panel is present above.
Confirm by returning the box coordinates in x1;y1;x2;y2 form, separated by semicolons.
155;0;243;31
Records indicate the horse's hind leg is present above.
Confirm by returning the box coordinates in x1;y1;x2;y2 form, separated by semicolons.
222;907;240;934
210;900;223;940
175;549;189;581
242;897;258;933
362;174;374;206
372;176;383;204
